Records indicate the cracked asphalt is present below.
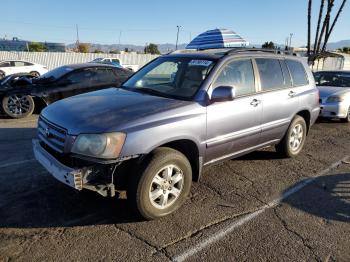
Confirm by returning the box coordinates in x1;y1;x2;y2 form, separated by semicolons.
0;115;349;261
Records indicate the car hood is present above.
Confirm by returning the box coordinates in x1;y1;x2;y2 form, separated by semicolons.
317;86;350;98
41;88;199;135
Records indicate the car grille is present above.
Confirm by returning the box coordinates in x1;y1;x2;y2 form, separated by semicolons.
38;116;67;153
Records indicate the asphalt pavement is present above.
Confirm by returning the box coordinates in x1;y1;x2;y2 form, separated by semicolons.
0;115;349;262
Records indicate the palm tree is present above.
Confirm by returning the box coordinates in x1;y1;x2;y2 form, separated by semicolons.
313;0;325;54
321;0;348;51
315;0;334;54
307;0;313;55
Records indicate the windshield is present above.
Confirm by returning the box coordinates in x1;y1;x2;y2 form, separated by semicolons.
122;57;216;100
92;58;104;62
314;72;350;87
38;66;74;82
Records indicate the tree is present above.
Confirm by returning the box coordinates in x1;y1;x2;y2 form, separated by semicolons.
311;0;348;55
144;43;161;54
93;49;104;53
77;43;90;53
307;0;313;56
262;41;276;49
313;0;325;53
315;0;334;54
321;0;348;51
109;50;120;54
338;47;350;53
28;42;47;52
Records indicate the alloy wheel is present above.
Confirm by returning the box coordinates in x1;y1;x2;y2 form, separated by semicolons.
289;123;304;152
6;95;31;116
149;164;184;209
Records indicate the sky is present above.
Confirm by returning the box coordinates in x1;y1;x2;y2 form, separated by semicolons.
1;0;349;47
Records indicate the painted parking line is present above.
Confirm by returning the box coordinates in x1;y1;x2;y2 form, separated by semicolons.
0;159;36;168
173;155;349;262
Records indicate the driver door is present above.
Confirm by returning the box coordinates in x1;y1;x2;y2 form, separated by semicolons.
206;59;262;163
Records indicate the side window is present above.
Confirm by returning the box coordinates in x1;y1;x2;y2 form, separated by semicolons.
279;60;292;87
255;58;284;91
213;59;255;96
0;62;11;67
24;62;33;66
65;69;94;85
14;61;26;67
285;60;308;86
95;68;116;82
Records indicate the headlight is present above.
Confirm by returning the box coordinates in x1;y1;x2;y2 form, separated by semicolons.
326;96;344;103
71;133;126;159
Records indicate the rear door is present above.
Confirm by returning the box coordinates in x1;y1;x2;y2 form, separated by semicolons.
255;58;299;143
206;58;262;163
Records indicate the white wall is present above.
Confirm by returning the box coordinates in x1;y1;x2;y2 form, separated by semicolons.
0;51;159;70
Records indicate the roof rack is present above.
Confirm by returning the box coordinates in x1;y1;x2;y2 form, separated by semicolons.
225;48;292;55
168;48;298;56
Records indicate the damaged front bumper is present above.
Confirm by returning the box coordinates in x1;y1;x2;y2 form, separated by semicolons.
32;139;117;197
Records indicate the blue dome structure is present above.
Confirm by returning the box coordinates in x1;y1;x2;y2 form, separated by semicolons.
186;29;249;50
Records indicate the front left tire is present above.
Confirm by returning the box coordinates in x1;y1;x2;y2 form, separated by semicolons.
2;95;35;118
129;147;192;220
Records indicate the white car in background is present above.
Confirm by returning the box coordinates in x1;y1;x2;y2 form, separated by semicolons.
315;70;350;123
91;57;139;72
0;60;48;79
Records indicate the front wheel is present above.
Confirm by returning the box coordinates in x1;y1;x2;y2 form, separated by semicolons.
276;115;307;158
0;71;5;79
340;107;350;123
129;147;192;220
2;95;35;118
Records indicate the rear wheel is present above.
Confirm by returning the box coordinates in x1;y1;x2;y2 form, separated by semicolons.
2;95;35;118
276;115;307;158
129;147;192;220
29;71;40;78
0;71;5;79
340;107;350;123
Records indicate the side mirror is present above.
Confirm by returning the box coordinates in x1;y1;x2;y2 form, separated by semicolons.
211;86;236;102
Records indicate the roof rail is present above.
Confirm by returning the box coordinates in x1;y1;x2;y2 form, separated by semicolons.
225;48;284;55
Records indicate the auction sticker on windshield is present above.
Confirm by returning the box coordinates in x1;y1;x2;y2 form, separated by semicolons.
188;60;213;66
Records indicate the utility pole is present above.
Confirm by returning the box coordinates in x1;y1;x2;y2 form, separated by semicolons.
289;33;293;51
175;25;181;50
75;24;80;51
118;30;122;51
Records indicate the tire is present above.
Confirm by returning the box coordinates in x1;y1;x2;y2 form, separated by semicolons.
129;147;192;220
0;71;5;79
276;115;307;158
29;71;40;78
2;95;35;118
340;107;350;123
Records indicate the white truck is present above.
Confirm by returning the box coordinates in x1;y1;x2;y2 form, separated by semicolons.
91;57;139;72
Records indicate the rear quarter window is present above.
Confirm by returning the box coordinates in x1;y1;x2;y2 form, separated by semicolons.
285;60;308;86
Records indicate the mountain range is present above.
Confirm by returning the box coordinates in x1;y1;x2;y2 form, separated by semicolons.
67;39;350;54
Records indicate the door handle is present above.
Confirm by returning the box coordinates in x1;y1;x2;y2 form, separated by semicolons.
250;99;261;107
288;91;296;97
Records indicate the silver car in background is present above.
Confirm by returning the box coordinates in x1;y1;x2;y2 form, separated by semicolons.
315;71;350;123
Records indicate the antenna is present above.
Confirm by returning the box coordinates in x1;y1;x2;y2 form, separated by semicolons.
75;24;80;50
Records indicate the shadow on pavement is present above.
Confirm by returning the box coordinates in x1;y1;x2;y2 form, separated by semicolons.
282;173;350;222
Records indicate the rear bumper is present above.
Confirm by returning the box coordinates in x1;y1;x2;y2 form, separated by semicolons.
32;139;83;190
319;102;348;118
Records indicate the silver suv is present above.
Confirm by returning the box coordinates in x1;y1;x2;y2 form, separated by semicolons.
32;48;320;220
